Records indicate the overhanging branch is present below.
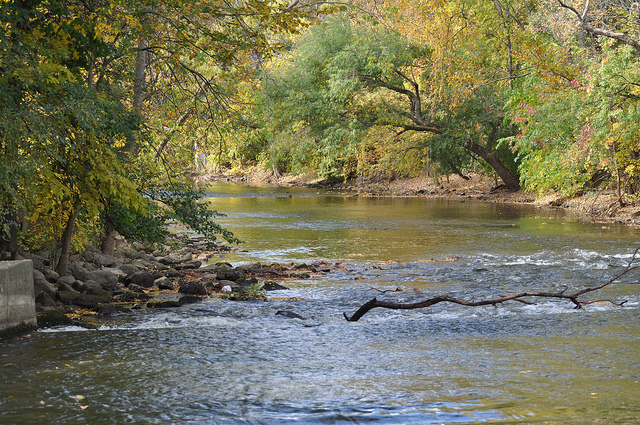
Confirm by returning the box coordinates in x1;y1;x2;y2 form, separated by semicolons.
344;248;639;322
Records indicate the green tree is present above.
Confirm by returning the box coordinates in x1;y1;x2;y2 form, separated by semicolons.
261;9;522;189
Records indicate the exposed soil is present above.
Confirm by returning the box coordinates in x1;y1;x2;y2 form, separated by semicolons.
201;167;640;228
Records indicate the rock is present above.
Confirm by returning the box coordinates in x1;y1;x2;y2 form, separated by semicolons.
178;280;207;295
35;291;57;307
178;295;203;305
221;285;232;293
276;310;306;320
43;268;60;283
101;267;127;278
67;263;90;281
157;253;181;265
216;268;245;282
124;271;155;288
57;290;81;305
174;260;201;270
57;275;76;287
82;280;113;297
126;283;147;293
71;280;84;292
263;281;289;291
57;281;77;293
86;270;119;291
83;247;118;267
157;279;175;291
154;276;169;285
33;275;57;297
37;309;73;328
202;273;217;280
166;268;181;278
147;299;181;308
74;293;111;309
118;264;139;275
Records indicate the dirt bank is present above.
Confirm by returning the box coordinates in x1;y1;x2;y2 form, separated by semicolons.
201;168;640;228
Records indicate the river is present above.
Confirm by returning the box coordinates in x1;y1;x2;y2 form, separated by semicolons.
1;184;639;424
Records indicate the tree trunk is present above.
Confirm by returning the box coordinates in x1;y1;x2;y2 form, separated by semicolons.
101;225;117;256
55;199;81;275
464;140;521;191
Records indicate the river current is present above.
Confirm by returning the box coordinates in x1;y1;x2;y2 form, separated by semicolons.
1;184;639;424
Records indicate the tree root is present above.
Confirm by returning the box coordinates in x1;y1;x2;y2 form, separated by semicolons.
344;248;639;322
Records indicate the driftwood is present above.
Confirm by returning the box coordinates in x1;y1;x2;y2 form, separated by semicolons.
344;248;639;322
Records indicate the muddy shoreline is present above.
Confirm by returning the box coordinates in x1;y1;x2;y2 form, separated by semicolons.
201;168;640;228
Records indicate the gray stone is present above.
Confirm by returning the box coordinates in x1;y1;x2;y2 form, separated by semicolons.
166;268;181;278
67;263;90;281
175;260;201;270
119;263;140;275
75;293;111;308
82;280;112;297
33;275;57;297
157;279;174;291
43;268;60;283
57;290;80;305
178;281;207;295
86;270;119;292
154;276;169;285
101;267;126;278
216;268;245;282
57;275;76;286
57;281;77;293
84;247;118;267
124;271;155;288
35;291;57;307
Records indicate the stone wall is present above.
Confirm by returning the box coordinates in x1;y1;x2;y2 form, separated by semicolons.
0;260;37;338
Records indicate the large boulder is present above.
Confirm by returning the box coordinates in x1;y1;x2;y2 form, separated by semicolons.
124;271;155;288
43;268;60;283
57;289;81;305
86;270;119;291
67;263;90;281
81;280;113;298
57;275;76;287
33;272;57;297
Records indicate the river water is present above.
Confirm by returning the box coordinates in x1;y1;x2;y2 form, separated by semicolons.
1;184;639;424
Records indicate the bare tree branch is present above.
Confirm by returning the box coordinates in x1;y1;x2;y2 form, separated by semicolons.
344;248;639;322
558;0;640;55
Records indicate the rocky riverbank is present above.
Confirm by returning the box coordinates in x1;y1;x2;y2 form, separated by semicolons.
26;230;331;330
205;168;640;227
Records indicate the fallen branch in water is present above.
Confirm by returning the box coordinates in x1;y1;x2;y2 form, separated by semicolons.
344;248;639;322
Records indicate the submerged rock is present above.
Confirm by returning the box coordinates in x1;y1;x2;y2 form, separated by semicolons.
276;310;306;320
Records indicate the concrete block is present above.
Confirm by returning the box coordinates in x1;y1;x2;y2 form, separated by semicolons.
0;260;37;337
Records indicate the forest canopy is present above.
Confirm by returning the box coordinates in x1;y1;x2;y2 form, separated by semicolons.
1;0;639;263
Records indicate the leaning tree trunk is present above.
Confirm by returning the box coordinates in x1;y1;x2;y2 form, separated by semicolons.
55;199;81;275
464;140;521;191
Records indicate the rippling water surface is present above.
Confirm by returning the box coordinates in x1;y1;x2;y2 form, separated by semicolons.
1;184;639;424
